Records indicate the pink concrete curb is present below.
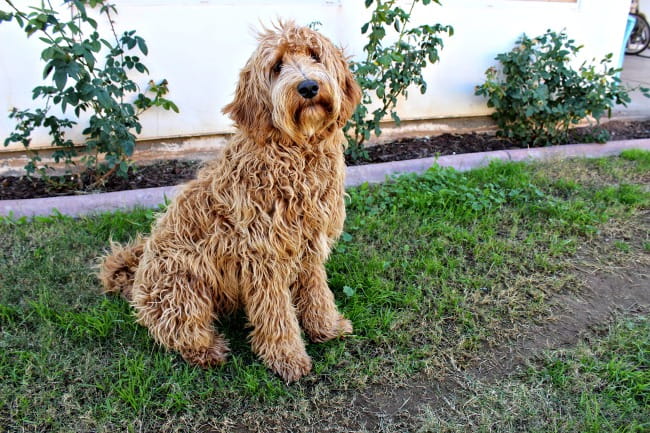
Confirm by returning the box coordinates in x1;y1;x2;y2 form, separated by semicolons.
345;139;650;186
2;139;650;218
1;185;180;219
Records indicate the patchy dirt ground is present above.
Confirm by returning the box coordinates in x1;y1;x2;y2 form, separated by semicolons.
223;212;650;432
225;263;650;433
1;120;650;200
336;217;650;432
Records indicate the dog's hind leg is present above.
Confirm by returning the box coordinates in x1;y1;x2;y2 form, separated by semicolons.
293;258;353;343
243;261;312;383
132;263;230;367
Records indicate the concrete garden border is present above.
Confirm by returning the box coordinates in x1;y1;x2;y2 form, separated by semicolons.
2;138;650;218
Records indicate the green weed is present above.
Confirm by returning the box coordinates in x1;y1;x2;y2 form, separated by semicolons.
620;148;650;168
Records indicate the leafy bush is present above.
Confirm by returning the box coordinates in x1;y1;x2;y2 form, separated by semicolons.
475;30;631;146
1;0;178;181
345;0;453;160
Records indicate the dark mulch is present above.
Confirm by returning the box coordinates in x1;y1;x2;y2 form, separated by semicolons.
0;160;199;200
2;120;650;200
352;119;650;165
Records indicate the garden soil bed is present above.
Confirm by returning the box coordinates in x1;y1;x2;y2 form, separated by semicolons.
2;119;650;200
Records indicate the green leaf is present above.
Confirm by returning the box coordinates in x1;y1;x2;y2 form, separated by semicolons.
377;54;392;66
41;46;57;62
83;51;95;70
525;106;536;117
14;13;24;27
67;21;80;34
0;10;13;22
342;286;356;298
167;101;180;113
53;69;67;90
136;36;148;55
125;36;137;50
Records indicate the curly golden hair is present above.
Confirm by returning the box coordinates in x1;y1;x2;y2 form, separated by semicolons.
99;21;361;382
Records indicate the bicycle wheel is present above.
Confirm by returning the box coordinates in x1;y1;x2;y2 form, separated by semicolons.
626;13;650;55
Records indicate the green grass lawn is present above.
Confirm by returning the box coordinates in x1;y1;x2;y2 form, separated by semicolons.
0;151;648;432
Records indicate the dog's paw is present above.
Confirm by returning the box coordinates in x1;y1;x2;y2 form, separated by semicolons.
336;316;353;336
269;352;312;383
307;315;353;343
181;344;230;368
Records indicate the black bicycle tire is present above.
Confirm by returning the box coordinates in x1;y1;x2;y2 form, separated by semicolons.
626;13;650;55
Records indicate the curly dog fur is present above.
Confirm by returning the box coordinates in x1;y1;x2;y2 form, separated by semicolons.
99;22;361;382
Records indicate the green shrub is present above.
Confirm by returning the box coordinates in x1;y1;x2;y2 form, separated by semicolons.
345;0;453;161
475;30;631;146
1;0;178;181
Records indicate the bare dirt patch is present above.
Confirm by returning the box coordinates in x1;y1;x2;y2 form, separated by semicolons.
473;266;650;379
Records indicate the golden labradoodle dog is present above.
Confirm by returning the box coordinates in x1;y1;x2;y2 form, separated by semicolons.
99;22;361;382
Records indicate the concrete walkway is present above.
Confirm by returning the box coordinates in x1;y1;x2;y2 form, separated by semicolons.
614;50;650;119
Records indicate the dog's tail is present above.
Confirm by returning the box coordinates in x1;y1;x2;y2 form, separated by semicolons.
98;236;146;302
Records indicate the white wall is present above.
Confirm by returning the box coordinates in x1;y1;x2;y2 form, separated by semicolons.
640;0;650;13
0;0;630;150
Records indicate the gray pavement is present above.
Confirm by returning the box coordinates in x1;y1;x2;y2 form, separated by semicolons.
615;50;650;119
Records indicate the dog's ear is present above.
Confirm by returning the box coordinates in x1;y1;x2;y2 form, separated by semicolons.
336;53;362;127
222;64;274;140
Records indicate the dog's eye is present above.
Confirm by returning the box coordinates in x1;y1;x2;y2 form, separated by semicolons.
310;51;321;63
272;60;283;74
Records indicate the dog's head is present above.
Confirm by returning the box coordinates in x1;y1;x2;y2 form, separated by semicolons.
223;22;361;144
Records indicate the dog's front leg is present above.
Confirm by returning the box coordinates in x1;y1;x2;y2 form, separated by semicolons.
243;261;312;383
294;256;353;343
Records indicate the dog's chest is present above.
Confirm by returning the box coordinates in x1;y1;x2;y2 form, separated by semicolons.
260;152;344;246
279;159;340;222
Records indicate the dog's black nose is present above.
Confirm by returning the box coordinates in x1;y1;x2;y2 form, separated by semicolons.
297;80;319;99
